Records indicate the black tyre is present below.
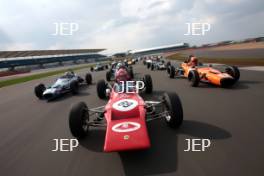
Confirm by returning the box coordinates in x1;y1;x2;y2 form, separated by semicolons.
97;80;107;99
106;71;111;82
188;70;200;87
225;66;240;82
85;73;92;85
90;67;94;72
151;64;154;70
163;92;183;128
70;80;79;94
166;61;171;68
168;66;175;78
147;63;151;69
34;83;46;99
69;102;89;138
105;65;109;69
143;74;153;94
129;68;134;79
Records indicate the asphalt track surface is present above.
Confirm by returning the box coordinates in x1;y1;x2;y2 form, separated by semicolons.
0;63;264;176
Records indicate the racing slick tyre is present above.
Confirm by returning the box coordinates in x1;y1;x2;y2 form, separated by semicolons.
34;83;46;99
151;64;154;70
147;63;151;69
106;71;111;82
77;76;84;83
105;65;109;69
163;92;183;128
225;66;240;82
128;67;134;79
143;74;153;94
70;80;79;94
188;70;200;87
90;67;94;72
166;61;171;68
85;73;92;85
69;102;89;139
168;66;175;78
97;79;107;99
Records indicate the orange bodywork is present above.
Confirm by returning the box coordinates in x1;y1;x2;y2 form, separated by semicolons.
181;63;233;86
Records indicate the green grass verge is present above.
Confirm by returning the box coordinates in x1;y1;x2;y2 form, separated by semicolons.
0;64;95;88
167;53;264;66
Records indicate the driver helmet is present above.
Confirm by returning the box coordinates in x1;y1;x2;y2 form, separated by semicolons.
116;63;122;70
115;68;129;82
65;72;73;76
190;57;198;66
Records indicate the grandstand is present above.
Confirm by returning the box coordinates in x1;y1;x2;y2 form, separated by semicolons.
130;43;189;55
0;49;106;69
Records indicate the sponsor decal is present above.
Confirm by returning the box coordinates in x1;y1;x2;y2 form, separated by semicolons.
112;122;141;133
112;99;138;111
124;135;130;140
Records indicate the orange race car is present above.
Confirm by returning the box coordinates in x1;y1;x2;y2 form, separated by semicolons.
167;57;240;88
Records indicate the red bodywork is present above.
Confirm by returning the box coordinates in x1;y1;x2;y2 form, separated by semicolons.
103;90;150;152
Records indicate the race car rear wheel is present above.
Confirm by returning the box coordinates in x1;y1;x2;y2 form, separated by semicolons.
85;73;92;85
90;67;94;72
97;79;107;99
34;83;46;99
69;102;89;139
168;66;175;78
128;67;134;79
163;92;183;128
70;80;79;94
225;66;240;82
166;61;171;68
143;74;153;94
147;63;151;69
151;64;154;70
188;70;200;87
106;71;111;82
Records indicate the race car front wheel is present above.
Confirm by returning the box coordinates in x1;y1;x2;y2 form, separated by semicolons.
97;79;107;99
188;70;200;87
168;66;175;78
225;66;240;82
143;74;153;94
69;102;89;139
128;67;134;79
163;92;183;128
34;83;46;99
106;71;111;82
85;73;92;85
70;80;79;94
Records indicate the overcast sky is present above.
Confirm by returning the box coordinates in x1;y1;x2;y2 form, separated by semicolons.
0;0;263;54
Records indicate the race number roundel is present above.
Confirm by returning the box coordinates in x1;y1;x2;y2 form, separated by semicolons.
112;122;141;133
112;99;138;111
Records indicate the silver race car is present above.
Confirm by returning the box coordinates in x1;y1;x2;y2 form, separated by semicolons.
150;60;166;70
34;71;92;101
90;63;108;72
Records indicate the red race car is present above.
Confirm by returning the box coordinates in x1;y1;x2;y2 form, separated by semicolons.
68;81;183;152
